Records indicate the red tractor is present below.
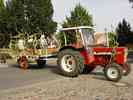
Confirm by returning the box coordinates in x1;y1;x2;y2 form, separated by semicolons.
57;26;130;82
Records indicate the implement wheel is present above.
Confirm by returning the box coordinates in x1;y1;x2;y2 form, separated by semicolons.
18;56;29;70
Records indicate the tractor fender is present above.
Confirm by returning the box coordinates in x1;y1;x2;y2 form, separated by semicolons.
59;46;92;65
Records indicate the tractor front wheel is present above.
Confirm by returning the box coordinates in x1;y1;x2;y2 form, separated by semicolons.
104;63;122;82
57;49;84;77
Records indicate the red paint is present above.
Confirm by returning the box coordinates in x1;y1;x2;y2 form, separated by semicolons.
80;49;95;64
79;47;126;66
115;47;125;64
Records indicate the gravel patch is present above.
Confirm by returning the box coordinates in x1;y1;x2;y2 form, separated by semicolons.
0;74;132;100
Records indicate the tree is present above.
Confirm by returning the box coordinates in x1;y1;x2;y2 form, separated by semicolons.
116;19;132;46
116;19;131;34
0;0;57;48
11;0;57;34
129;0;133;8
62;4;93;28
0;0;12;47
129;0;133;3
0;0;57;35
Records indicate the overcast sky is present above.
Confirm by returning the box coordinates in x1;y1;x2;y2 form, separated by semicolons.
52;0;133;32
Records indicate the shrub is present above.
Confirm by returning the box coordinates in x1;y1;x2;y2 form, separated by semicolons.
0;53;12;59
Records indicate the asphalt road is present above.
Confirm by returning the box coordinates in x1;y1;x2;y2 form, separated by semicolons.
0;60;65;91
0;57;132;91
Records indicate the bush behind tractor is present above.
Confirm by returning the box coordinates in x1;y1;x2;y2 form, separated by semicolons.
57;26;130;82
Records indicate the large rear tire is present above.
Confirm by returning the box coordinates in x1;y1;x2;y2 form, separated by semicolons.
57;49;84;77
104;63;122;82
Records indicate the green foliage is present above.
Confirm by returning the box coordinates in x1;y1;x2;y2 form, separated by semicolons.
116;19;131;34
108;32;118;47
57;30;78;47
129;0;133;6
0;52;12;59
0;33;10;48
57;32;66;47
9;39;19;50
128;0;133;8
10;0;57;33
116;19;132;46
0;0;17;35
63;4;93;28
0;0;57;48
0;0;4;9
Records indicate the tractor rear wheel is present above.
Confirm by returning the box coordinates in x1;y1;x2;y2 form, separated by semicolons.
104;63;122;82
57;49;84;77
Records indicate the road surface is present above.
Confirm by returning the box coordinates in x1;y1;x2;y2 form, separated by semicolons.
0;57;132;91
0;60;65;91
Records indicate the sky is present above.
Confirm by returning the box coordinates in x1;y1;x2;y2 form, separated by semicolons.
52;0;133;32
